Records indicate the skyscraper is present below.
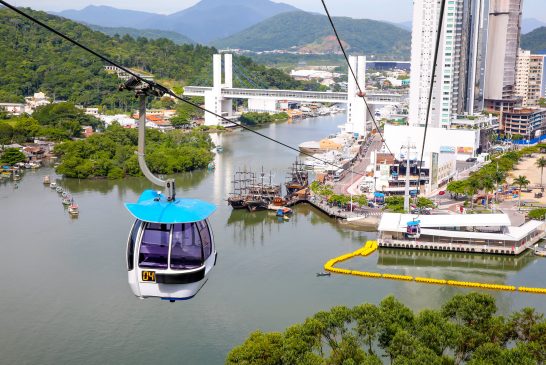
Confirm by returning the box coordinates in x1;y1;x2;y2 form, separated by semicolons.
409;0;488;128
484;0;523;101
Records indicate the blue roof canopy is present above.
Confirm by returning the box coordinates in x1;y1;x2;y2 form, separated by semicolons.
125;190;216;224
407;220;421;227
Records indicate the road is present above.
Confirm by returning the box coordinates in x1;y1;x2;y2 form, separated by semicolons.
334;133;382;195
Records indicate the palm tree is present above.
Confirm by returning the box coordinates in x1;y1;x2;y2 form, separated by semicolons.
490;170;506;203
467;178;481;210
514;175;530;209
482;177;495;210
536;157;546;187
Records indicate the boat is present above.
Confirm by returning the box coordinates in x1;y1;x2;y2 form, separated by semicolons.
316;272;331;277
276;207;293;216
50;182;57;189
534;246;546;257
62;196;72;205
285;159;309;198
56;186;64;193
24;163;31;169
68;203;79;217
13;174;21;181
43;175;50;184
207;162;215;170
245;195;269;212
215;145;224;153
61;192;69;198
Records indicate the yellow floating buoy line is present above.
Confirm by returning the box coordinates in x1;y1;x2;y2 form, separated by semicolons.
324;240;546;295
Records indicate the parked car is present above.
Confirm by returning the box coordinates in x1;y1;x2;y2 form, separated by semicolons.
466;157;477;162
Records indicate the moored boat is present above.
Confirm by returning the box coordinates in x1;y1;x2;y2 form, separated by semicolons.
56;186;63;193
68;203;79;217
43;175;50;184
50;182;57;189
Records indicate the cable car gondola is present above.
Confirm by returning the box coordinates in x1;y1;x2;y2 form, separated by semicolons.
126;190;216;301
122;78;217;302
406;219;421;239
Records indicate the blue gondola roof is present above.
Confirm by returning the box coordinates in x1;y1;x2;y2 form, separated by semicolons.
407;220;421;226
125;190;216;224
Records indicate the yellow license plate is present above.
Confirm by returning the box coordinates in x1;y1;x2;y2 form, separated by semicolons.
141;271;156;282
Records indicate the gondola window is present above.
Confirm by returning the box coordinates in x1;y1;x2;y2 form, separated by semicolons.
170;223;203;270
139;223;171;269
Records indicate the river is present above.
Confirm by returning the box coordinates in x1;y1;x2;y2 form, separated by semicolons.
1;114;545;364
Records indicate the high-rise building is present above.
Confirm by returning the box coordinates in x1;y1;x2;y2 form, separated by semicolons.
409;0;488;128
484;0;523;101
515;50;546;107
466;0;490;113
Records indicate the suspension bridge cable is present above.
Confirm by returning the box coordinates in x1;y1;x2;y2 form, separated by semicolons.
320;0;395;157
0;0;368;178
416;0;447;193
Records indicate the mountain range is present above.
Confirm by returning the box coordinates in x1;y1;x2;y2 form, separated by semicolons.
56;0;299;44
213;11;411;58
521;18;546;34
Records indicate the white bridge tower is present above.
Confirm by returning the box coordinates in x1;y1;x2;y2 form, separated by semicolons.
204;53;233;126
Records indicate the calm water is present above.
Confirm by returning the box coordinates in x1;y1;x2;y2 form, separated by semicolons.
1;114;546;364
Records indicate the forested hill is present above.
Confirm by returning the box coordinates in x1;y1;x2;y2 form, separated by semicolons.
521;26;546;54
88;25;195;45
214;11;411;59
0;7;322;108
0;7;214;106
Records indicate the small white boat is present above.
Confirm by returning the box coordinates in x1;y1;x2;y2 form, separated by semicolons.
62;197;72;206
13;174;21;181
50;182;57;189
56;186;63;193
215;145;224;153
534;245;546;257
68;203;79;217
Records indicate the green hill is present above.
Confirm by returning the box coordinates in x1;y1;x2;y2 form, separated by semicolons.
214;11;411;59
521;26;546;53
88;25;194;45
0;7;322;107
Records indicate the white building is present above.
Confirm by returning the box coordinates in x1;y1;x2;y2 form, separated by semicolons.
409;0;491;127
515;50;546;107
24;92;50;112
99;114;137;128
378;213;545;255
384;124;480;162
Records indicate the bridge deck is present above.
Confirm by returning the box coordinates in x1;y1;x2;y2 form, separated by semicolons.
184;86;406;104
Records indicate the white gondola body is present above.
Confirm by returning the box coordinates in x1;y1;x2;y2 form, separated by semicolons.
125;190;217;301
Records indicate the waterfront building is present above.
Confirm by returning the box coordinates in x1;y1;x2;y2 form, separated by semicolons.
378;213;545;255
484;0;523;103
502;108;546;140
409;0;489;128
515;50;546;107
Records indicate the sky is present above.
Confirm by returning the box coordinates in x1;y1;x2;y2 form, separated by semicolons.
7;0;546;23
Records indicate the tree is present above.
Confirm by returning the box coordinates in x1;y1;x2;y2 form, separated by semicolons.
226;331;284;365
0;148;26;165
353;303;381;354
513;175;530;209
0;122;14;146
467;178;482;210
490;170;506;204
536;157;546;187
481;177;495;210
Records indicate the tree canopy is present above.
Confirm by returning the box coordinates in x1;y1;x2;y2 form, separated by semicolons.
227;293;546;365
54;123;213;179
